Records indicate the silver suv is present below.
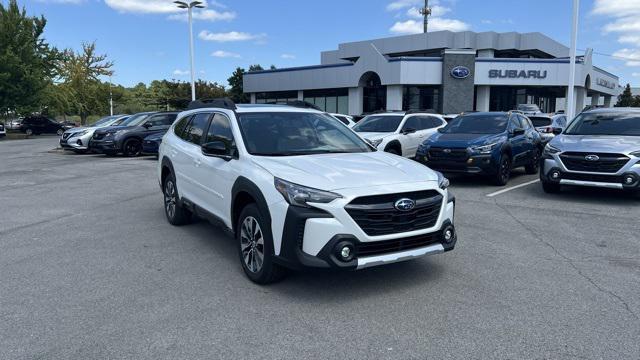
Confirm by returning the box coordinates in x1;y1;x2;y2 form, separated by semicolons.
540;108;640;193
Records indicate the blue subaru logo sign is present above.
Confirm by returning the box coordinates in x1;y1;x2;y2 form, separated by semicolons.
394;198;416;212
451;66;471;79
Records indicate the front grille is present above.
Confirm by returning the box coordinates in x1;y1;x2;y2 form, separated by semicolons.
561;172;625;183
560;152;629;173
62;132;73;140
428;147;469;162
356;232;440;257
345;191;443;236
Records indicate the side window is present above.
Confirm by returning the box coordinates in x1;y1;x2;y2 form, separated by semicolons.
402;117;421;131
418;116;441;129
557;116;567;128
518;115;532;130
184;113;212;145
205;113;235;146
335;116;350;126
508;116;520;131
174;116;191;138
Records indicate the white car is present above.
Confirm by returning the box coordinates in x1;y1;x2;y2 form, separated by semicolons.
60;115;129;153
158;100;457;284
0;122;6;138
329;113;356;128
352;111;447;158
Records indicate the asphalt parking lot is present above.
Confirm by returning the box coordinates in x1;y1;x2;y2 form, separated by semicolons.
1;137;639;360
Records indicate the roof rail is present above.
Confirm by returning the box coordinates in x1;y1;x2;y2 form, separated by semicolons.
187;98;237;111
405;109;437;115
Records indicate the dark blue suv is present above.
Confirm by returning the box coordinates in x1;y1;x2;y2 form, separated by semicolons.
416;112;542;185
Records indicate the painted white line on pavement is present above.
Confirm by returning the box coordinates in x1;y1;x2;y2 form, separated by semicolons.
486;179;540;198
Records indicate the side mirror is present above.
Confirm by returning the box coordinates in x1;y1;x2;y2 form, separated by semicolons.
512;128;525;136
437;128;445;133
552;128;563;135
202;140;233;161
402;128;417;135
142;122;152;129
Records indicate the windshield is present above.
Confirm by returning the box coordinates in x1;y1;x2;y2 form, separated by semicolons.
120;113;152;127
352;115;404;133
518;104;540;112
92;116;117;127
111;116;129;126
564;112;640;136
442;114;509;134
238;112;372;156
529;117;552;127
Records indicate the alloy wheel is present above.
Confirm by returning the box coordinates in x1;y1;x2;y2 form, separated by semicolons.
240;216;265;273
125;140;142;156
164;180;177;220
500;157;511;183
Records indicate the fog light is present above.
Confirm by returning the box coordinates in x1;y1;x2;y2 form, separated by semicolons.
442;225;455;244
551;170;561;180
340;246;351;259
444;229;453;241
624;175;636;185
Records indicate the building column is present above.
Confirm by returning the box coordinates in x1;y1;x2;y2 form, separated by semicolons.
575;87;586;114
297;90;304;101
348;87;363;116
475;86;490;112
591;93;601;106
250;93;256;104
386;85;403;111
604;95;613;108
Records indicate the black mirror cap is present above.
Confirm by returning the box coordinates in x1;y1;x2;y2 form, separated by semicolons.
142;123;152;129
402;128;417;135
552;127;563;135
202;141;233;160
512;128;525;136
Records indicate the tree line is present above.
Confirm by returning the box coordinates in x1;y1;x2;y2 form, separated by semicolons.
0;0;267;125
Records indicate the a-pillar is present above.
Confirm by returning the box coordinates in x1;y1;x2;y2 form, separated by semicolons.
386;85;403;111
475;86;490;112
348;87;363;116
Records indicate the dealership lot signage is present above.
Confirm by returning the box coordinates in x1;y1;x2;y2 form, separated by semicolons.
489;70;548;79
450;66;471;79
596;78;616;89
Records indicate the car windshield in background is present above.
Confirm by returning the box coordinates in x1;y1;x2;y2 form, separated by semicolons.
529;116;553;127
111;117;129;126
238;112;372;156
518;104;540;112
352;115;404;133
120;113;151;127
442;114;509;134
564;112;640;136
92;116;117;127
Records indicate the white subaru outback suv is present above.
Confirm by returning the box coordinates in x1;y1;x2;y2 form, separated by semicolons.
352;111;447;158
158;99;457;284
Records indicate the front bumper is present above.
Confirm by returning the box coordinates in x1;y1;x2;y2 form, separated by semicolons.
89;138;119;153
416;151;499;175
271;183;456;271
542;156;640;190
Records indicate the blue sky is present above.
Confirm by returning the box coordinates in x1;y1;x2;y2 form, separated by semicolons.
16;0;640;88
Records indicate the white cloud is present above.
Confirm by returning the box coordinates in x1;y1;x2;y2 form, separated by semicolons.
592;0;640;16
603;17;640;33
406;5;450;18
173;69;190;76
105;0;227;14
167;9;236;22
387;0;421;11
280;54;296;59
612;48;640;66
620;35;640;46
632;72;640;77
390;18;469;34
212;50;241;58
198;30;266;42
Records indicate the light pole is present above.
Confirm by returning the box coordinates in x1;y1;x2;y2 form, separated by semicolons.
174;1;205;102
109;74;113;116
419;0;431;33
566;0;580;121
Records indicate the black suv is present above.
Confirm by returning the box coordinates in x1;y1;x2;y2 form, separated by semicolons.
19;116;69;136
90;112;178;156
416;112;543;185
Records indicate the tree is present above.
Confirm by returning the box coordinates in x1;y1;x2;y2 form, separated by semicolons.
56;42;113;124
0;0;58;115
616;84;636;107
226;64;274;103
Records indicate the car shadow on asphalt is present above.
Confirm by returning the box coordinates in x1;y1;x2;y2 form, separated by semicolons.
181;216;447;301
444;168;532;188
526;183;640;205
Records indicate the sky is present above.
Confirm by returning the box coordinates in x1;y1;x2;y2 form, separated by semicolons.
14;0;640;88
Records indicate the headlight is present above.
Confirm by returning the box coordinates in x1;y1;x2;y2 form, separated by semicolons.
104;132;114;138
543;144;561;157
368;138;383;148
435;171;450;190
274;178;342;208
471;143;498;154
70;130;88;138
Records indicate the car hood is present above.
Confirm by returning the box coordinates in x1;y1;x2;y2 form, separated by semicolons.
356;132;394;141
425;132;505;148
551;135;640;154
252;151;438;191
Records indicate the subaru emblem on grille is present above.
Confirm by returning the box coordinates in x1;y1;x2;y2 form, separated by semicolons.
394;198;416;211
443;149;452;154
585;155;600;162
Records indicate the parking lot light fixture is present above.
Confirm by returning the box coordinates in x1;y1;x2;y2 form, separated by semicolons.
174;1;205;101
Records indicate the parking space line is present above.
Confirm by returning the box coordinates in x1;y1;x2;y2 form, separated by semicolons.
486;179;539;197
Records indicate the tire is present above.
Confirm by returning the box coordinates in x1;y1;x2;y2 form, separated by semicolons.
525;148;541;174
493;154;512;186
385;147;400;156
237;204;286;285
123;138;142;157
542;181;561;193
163;172;192;226
56;129;64;136
25;128;33;136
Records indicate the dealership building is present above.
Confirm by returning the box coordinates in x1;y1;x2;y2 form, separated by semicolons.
243;31;620;115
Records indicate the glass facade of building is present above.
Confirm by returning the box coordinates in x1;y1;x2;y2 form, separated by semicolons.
403;86;440;111
304;88;349;114
255;91;298;104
